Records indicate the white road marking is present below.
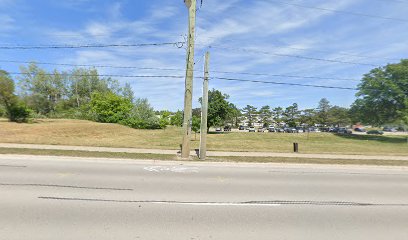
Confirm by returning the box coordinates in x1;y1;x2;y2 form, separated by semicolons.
144;166;199;173
149;202;281;207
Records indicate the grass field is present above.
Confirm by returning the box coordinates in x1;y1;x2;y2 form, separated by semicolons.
1;118;407;156
1;148;407;166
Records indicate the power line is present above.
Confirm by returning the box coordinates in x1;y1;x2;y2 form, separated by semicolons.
0;60;185;72
211;77;358;90
374;0;408;3
210;70;360;82
0;59;361;81
0;42;185;50
270;0;408;23
8;71;401;93
209;45;380;67
8;72;185;79
196;39;401;62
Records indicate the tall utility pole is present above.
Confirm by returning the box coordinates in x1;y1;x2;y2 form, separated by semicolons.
181;0;197;159
199;52;210;160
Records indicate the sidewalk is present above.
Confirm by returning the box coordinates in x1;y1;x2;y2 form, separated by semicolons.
1;143;408;161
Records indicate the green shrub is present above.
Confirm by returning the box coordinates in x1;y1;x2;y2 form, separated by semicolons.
120;118;161;130
89;92;133;123
8;101;31;123
0;104;6;117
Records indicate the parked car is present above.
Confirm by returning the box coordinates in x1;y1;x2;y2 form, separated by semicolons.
383;127;397;132
268;127;276;132
338;127;352;134
224;126;231;131
284;127;298;133
296;127;304;133
277;128;285;133
257;128;265;132
320;127;330;132
239;125;245;131
367;130;384;135
354;128;366;132
309;127;321;132
248;126;256;132
329;127;339;133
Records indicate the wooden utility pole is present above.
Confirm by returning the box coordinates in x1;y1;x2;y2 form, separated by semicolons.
181;0;196;159
199;52;210;160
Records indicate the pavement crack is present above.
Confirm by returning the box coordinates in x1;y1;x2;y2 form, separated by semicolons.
0;164;27;168
0;183;132;191
37;196;408;207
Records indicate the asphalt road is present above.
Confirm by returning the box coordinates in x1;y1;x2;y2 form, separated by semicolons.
0;155;407;240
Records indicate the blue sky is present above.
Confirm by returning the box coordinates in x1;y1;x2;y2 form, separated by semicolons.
0;0;407;111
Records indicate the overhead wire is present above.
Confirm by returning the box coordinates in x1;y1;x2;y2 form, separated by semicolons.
210;77;358;90
0;59;361;82
196;39;401;62
269;0;408;23
208;45;380;67
0;42;185;49
8;72;185;79
0;60;185;72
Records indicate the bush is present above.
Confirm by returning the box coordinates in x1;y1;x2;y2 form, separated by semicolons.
0;104;6;117
120;118;161;130
170;111;183;127
8;101;31;123
89;92;133;123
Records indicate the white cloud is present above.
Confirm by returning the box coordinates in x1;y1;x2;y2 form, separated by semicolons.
12;0;407;110
0;14;15;32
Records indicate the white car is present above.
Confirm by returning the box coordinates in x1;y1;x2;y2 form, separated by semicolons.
248;127;256;132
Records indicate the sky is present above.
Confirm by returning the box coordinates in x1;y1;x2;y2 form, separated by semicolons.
0;0;407;111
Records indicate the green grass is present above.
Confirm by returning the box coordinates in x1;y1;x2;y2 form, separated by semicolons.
1;118;407;156
0;148;178;161
1;147;407;167
208;156;408;166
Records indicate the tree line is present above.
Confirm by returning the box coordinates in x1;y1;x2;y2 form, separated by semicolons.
166;59;407;131
1;59;407;130
0;63;162;129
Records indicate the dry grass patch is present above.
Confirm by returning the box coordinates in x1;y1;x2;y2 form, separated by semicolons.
1;118;407;156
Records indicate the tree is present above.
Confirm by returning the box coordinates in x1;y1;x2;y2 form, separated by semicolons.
352;59;408;125
273;107;284;123
226;103;241;127
329;106;351;127
191;115;201;140
201;89;232;132
299;108;317;126
0;104;5;117
89;92;133;123
259;105;272;127
159;110;171;129
192;108;201;118
170;111;183;127
68;68;116;108
316;98;331;126
283;103;300;127
0;70;15;110
122;82;134;103
242;105;257;126
18;63;68;115
0;70;31;122
127;98;160;129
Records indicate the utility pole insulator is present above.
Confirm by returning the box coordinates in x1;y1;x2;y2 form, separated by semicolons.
184;0;192;8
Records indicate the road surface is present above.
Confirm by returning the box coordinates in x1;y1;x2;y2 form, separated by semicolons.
0;154;407;240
